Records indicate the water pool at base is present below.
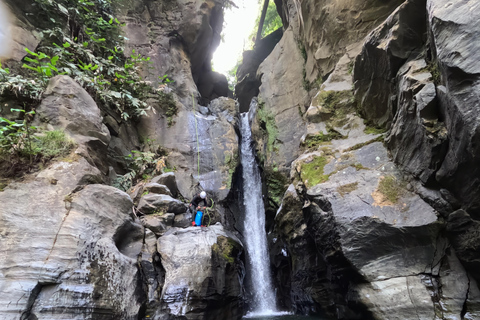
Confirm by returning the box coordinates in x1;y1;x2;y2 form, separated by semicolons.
243;312;325;320
244;316;325;320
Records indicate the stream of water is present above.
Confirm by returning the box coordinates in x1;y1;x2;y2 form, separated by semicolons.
240;112;278;316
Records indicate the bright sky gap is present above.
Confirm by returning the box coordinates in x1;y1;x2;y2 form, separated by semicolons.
212;0;261;75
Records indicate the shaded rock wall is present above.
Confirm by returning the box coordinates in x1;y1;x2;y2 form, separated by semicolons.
234;0;480;318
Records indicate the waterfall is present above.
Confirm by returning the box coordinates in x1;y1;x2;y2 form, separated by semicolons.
240;112;277;315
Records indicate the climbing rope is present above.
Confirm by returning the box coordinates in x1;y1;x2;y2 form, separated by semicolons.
192;93;200;177
202;198;215;227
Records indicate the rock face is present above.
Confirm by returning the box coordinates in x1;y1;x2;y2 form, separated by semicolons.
0;161;145;319
138;96;239;202
155;225;244;319
254;28;310;172
279;0;404;83
252;0;480;318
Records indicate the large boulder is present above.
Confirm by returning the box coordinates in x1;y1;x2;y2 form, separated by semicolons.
155;225;244;319
34;75;111;172
137;193;187;215
0;161;147;319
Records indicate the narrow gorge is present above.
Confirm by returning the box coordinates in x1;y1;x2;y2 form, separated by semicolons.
0;0;480;319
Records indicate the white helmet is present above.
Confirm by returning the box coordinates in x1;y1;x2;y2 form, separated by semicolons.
200;191;206;199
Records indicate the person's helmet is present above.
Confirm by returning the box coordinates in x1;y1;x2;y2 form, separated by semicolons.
200;191;206;199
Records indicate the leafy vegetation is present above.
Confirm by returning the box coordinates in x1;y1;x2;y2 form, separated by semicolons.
249;0;283;44
0;0;158;121
0;107;75;178
112;148;168;191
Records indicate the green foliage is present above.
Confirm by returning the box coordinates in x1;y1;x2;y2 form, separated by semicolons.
260;0;283;38
1;0;159;121
0;107;75;177
257;103;278;153
33;130;76;158
0;108;37;161
113;149;168;191
249;0;283;44
300;156;329;188
378;175;405;203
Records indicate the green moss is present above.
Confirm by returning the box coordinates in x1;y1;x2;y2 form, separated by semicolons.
257;103;278;153
345;135;384;152
224;151;239;188
364;125;386;135
378;175;405;203
303;129;343;149
265;166;289;207
337;182;358;197
352;163;368;171
314;90;352;110
300;156;330;188
213;236;236;264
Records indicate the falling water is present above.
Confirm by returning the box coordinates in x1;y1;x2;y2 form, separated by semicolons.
240;111;277;315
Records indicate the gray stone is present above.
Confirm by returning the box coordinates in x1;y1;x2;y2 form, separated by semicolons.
386;58;447;187
137;194;187;215
157;225;244;319
34;75;111;173
138;96;239;202
36;75;110;145
354;0;427;127
144;182;172;196
0;174;145;319
281;0;404;83
446;210;480;284
151;172;180;198
255;28;309;171
141;213;175;236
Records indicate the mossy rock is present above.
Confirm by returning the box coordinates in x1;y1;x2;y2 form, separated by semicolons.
264;166;289;208
213;235;239;264
300;156;330;188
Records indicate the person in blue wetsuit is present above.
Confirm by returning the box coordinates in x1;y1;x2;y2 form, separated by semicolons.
189;191;211;226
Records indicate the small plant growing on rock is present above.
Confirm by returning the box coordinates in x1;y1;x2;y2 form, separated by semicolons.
377;175;405;203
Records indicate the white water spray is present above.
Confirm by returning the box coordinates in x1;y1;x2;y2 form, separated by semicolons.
240;111;277;315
